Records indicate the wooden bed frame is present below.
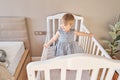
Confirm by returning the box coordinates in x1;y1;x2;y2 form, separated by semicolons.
0;17;31;80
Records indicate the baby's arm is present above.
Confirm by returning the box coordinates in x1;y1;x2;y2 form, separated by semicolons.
44;31;60;48
74;31;94;37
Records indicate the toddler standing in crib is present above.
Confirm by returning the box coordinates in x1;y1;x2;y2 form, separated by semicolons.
44;13;93;56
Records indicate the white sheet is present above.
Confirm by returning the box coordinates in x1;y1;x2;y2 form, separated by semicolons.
0;41;25;75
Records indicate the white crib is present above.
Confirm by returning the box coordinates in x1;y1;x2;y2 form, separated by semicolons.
27;13;120;80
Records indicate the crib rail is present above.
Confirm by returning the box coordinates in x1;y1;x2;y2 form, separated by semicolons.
27;54;120;80
79;24;111;58
44;13;111;59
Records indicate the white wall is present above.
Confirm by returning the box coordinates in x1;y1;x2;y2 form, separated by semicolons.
0;0;120;56
0;0;28;16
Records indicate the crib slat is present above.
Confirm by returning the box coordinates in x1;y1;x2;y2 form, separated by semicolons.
58;19;60;28
89;39;93;54
81;36;84;49
47;19;50;41
85;36;88;52
78;36;81;46
92;43;96;55
86;37;90;53
91;69;99;80
53;19;55;36
83;36;86;52
79;24;86;48
100;68;106;80
105;69;115;80
96;47;100;55
75;19;78;30
45;70;50;80
61;69;66;80
74;20;78;41
52;19;56;45
79;36;83;50
76;69;82;80
101;53;104;56
83;36;86;51
78;22;82;45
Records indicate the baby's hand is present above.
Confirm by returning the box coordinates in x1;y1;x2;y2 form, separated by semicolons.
44;43;49;48
89;33;94;37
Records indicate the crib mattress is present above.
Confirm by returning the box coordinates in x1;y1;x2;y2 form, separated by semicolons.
0;41;25;75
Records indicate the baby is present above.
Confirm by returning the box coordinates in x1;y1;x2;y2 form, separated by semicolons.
44;13;93;56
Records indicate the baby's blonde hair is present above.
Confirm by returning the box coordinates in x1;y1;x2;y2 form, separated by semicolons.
62;13;75;26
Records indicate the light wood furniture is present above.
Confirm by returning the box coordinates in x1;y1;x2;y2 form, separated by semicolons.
15;49;31;80
0;17;31;80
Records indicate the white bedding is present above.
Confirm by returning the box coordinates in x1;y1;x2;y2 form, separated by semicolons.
0;41;25;75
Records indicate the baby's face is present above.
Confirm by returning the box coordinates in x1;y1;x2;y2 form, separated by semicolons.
60;24;72;32
60;20;74;32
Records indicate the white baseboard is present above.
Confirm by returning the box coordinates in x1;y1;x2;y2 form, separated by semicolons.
32;57;41;61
